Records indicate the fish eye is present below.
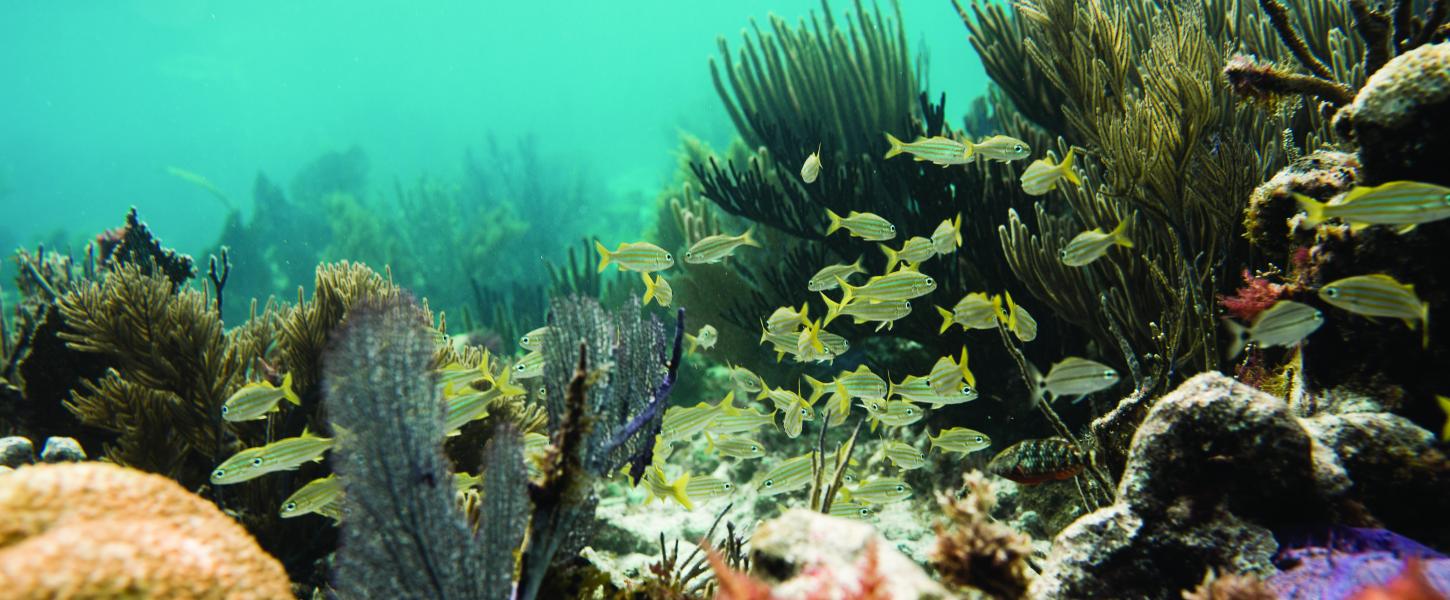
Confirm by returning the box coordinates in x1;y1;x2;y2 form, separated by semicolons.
665;253;674;261
751;445;759;452
961;384;974;394
1324;287;1339;298
859;508;871;515
250;457;264;467
685;251;693;259
1102;369;1116;379
515;364;526;372
764;480;774;487
894;484;905;492
212;469;226;478
800;408;808;416
284;502;297;512
1013;144;1023;153
1312;311;1323;320
521;336;530;344
974;436;983;442
904;301;911;308
723;482;733;490
220;406;229;415
1058;248;1069;259
906;408;915;416
925;277;935;286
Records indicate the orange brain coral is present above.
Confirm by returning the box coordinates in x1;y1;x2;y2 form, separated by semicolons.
0;462;292;599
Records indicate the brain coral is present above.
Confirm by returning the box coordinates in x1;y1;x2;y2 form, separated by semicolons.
0;462;291;599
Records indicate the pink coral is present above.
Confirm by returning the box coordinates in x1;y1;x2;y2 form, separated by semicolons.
1219;270;1289;321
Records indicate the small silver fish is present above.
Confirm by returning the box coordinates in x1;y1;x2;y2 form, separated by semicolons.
837;270;935;303
211;429;334;485
684;475;735;503
825;209;897;241
685;229;760;264
1060;221;1133;267
884;133;971;166
1039;357;1119;401
512;351;546;380
707;434;766;459
1224;300;1324;359
928;427;992;455
828;500;877;520
883;440;927;470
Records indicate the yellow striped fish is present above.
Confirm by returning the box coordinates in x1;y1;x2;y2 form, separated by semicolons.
443;389;495;436
783;398;814;438
686;324;718;354
756;452;817;496
883;440;927;470
1060;221;1133;267
437;360;490;395
1000;291;1039;342
662;400;721;441
1319;273;1430;346
642;272;673;307
828;501;877;520
766;304;810;334
726;363;764;394
801;145;823;183
518;326;549;352
847;477;914;504
825;209;897;241
964;135;1031;162
803;367;887;404
936;292;1000;333
707;434;766;459
222;373;301;422
1296;181;1450;232
211;429;334;485
871;399;925;427
836;270;936;304
596;240;674;273
891;375;976;408
931;214;963;255
684;475;735;503
642;465;694;510
808;258;867;292
928;347;975;393
512;351;546;380
709;402;776;435
1020;148;1082;195
928;427;992;455
821;295;911;331
685;228;760;264
881;237;936;272
280;474;343;519
883;133;971;165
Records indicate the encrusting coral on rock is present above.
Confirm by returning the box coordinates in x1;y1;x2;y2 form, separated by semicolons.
0;462;291;599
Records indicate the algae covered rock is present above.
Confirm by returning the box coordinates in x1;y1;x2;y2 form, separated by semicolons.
0;436;34;468
0;462;291;599
38;436;85;462
1334;43;1450;186
750;508;961;599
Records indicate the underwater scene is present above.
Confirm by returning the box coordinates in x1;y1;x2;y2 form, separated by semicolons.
1;0;1448;598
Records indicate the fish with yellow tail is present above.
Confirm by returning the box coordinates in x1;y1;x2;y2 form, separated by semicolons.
706;433;766;460
801;144;823;183
1020;147;1082;196
996;291;1038;342
987;437;1085;484
684;475;735;503
881;236;936;272
1035;357;1119;403
928;346;976;393
821;294;911;331
937;292;1001;333
808;258;867;291
845;477;914;504
222;372;301;422
883;133;972;165
518;326;549;352
641;272;673;307
595;240;674;273
1059;220;1133;267
836;269;936;304
963;135;1032;162
1295;181;1450;232
1319;273;1431;347
766;303;811;333
882;440;927;470
825;209;897;241
641;465;694;510
685;324;717;354
1223;299;1324;359
685;228;760;264
279;474;343;520
931;213;963;255
929;427;992;455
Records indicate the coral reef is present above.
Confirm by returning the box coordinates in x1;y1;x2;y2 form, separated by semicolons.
1268;527;1450;598
0;462;291;598
1332;43;1450;186
930;472;1035;598
1035;372;1450;598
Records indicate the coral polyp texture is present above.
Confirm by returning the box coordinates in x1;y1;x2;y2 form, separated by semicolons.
0;462;291;599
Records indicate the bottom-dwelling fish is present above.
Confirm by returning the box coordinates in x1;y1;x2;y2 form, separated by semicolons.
987;437;1086;485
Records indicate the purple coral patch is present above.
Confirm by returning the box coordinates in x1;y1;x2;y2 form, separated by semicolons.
1269;527;1450;599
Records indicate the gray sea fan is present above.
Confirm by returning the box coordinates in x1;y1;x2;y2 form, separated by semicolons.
480;422;529;599
323;296;490;599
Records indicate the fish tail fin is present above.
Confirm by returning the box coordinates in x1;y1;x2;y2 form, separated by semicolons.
804;318;826;353
952;213;963;247
641;272;658;305
822;293;843;326
884;132;905;159
1060;148;1082;186
927;431;940;452
281;372;301;406
685;333;699;354
850;255;866;274
962;139;976;161
936;305;954;334
595;240;613;272
803;375;828;405
825;208;845;235
739;226;761;248
672;474;695;510
958;346;975;387
1110;220;1133;249
881;244;900;273
1222;318;1248;361
835;277;857;305
705;433;716;454
1294;193;1327;228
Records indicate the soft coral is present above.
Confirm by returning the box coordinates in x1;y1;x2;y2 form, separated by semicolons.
1219;269;1290;321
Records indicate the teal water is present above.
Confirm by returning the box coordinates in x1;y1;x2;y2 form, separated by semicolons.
0;1;989;264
